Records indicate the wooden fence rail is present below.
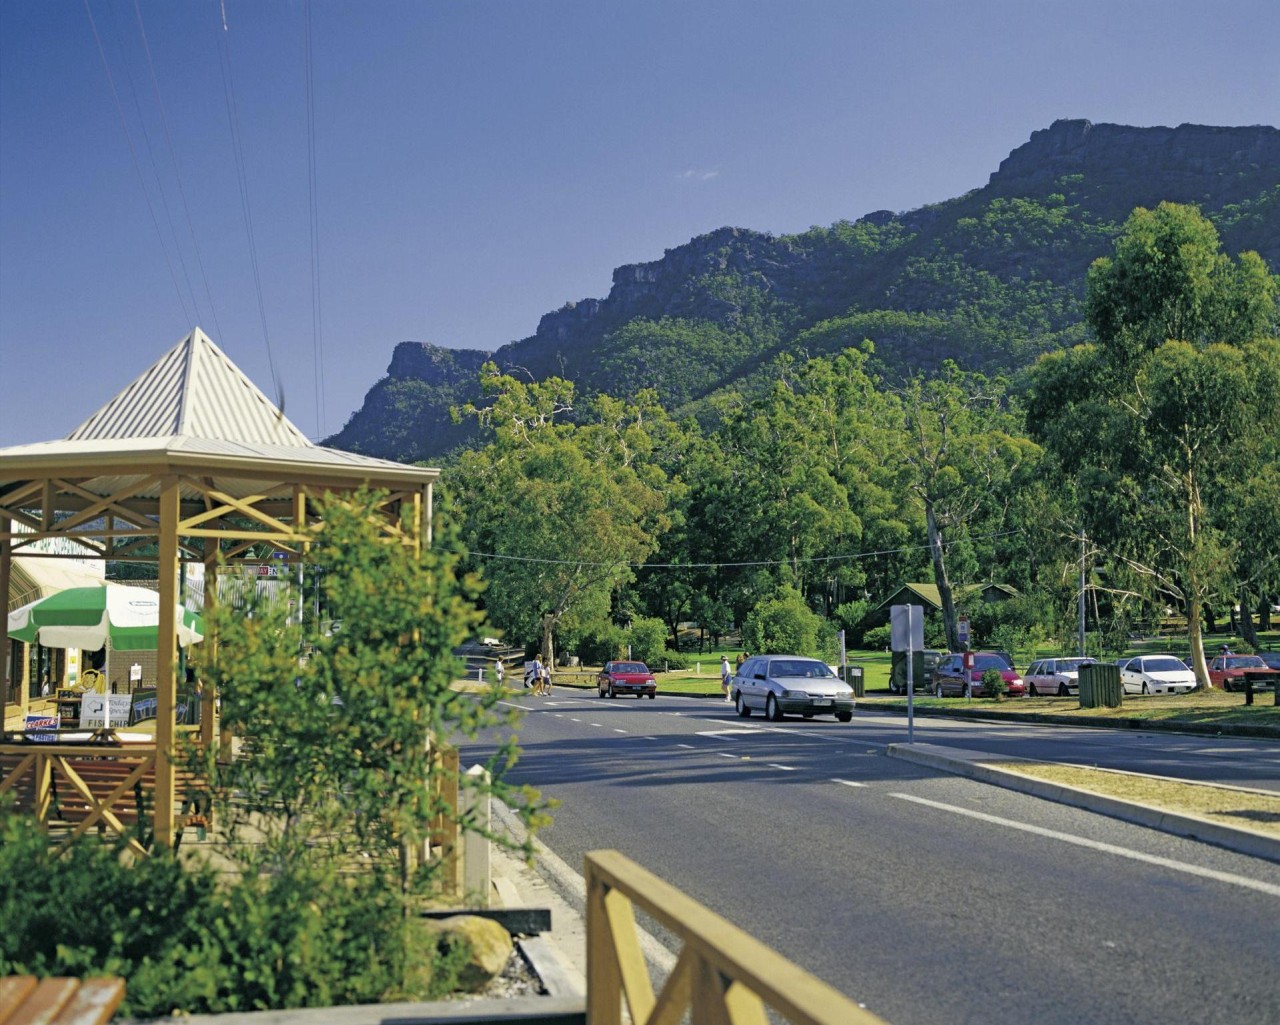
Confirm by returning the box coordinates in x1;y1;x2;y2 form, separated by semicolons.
585;849;888;1025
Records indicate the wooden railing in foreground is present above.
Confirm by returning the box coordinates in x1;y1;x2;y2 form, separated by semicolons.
586;849;889;1025
0;741;207;856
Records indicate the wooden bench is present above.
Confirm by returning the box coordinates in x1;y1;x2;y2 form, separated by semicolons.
0;976;124;1025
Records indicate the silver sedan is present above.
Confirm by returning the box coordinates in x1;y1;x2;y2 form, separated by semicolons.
732;655;855;722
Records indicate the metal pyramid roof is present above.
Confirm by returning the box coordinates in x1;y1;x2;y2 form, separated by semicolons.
67;327;312;447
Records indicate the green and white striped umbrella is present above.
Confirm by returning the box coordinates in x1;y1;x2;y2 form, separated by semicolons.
7;584;204;651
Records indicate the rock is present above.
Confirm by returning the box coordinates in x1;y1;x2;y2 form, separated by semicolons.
421;914;515;993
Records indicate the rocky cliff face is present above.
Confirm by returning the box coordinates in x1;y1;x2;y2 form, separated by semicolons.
326;119;1280;462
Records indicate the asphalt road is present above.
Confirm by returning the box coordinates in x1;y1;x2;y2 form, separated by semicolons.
463;692;1280;1025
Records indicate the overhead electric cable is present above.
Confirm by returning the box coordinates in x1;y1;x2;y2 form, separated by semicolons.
82;0;192;326
439;529;1026;571
104;1;203;324
212;0;281;397
303;0;327;437
133;0;225;342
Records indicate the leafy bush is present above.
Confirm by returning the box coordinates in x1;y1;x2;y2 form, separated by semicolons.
627;616;670;664
862;625;892;650
2;495;551;1016
981;668;1007;700
658;649;690;671
742;585;826;656
567;623;627;665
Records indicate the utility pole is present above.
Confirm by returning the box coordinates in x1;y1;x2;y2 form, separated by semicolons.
1078;528;1087;657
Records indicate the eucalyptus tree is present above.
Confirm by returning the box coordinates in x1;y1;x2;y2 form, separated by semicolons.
1029;202;1280;684
893;362;1041;652
448;365;676;665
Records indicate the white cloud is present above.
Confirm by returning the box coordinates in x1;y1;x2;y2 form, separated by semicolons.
676;169;720;181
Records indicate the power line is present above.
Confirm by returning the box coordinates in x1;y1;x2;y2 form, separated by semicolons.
212;0;281;399
82;0;192;326
132;0;225;343
303;0;326;437
439;530;1025;571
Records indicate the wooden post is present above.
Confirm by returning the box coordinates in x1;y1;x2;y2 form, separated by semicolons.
1;514;11;723
201;551;219;753
585;867;623;1025
153;479;180;848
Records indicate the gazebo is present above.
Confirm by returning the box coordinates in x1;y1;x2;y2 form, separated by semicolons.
0;327;439;848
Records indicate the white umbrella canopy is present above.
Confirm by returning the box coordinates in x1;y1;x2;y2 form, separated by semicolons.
7;584;204;651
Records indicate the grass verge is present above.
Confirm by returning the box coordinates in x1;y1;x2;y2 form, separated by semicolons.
989;761;1280;837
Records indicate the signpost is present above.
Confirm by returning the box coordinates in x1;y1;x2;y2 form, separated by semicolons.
891;604;925;743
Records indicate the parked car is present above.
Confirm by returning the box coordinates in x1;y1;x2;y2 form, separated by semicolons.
1256;651;1280;671
1024;657;1096;697
1207;654;1279;692
888;650;945;694
931;652;1025;698
732;655;855;722
1116;654;1196;695
597;661;657;699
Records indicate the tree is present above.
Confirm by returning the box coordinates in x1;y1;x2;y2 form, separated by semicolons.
449;366;675;666
1031;202;1280;684
894;362;1040;651
741;584;828;657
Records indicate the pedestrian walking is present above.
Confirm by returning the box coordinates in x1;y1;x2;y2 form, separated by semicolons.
495;659;505;688
540;660;553;696
525;657;541;692
721;655;733;702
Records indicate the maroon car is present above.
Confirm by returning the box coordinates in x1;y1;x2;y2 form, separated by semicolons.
931;652;1025;698
1208;655;1279;692
597;661;657;699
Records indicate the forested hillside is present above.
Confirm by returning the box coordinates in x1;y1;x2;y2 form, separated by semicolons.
328;119;1280;463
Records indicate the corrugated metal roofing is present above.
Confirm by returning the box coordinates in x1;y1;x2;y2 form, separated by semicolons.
67;328;312;448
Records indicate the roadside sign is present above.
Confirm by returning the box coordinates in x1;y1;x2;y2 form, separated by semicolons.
958;615;970;646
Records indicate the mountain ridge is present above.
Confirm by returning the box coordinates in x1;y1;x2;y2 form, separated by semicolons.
327;119;1280;461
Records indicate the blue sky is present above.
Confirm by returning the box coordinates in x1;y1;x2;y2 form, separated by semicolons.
2;1;1277;445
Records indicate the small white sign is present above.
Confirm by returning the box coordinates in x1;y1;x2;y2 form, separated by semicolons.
890;605;925;651
129;663;143;682
81;693;134;729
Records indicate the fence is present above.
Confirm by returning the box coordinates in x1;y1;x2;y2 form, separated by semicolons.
585;848;888;1025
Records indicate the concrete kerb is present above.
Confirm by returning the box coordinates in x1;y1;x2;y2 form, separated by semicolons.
887;742;1280;865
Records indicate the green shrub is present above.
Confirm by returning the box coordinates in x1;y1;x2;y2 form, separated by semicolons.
627;616;670;664
742;585;826;656
862;625;892;650
981;667;1007;699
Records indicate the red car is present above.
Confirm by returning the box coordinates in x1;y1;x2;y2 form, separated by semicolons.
1208;655;1279;692
931;652;1025;698
597;661;657;699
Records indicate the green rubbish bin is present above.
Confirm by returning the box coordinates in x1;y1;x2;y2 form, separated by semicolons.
1079;661;1122;708
889;651;932;695
842;664;865;698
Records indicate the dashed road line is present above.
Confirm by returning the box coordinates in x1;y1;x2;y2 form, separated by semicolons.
891;792;1280;899
767;763;797;771
716;752;737;759
676;743;696;749
613;728;628;734
833;779;867;787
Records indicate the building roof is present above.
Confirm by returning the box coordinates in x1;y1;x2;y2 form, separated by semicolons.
0;327;438;500
877;582;1018;611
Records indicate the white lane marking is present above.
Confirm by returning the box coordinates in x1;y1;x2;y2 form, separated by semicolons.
568;718;582;723
643;736;659;741
589;723;605;728
833;779;867;788
767;763;796;772
677;743;696;749
716;752;737;759
613;728;628;734
891;793;1280;899
695;729;762;738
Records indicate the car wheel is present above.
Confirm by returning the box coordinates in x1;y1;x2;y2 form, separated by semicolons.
1141;682;1149;695
597;686;605;698
1222;679;1234;693
934;682;944;699
836;711;853;723
963;682;973;699
766;694;782;721
1058;683;1069;697
736;693;751;717
648;692;655;699
609;685;617;698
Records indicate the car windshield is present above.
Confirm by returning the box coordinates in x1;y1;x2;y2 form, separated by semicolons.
1144;657;1187;673
768;659;832;678
973;654;1009;670
612;662;648;674
1225;656;1266;669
